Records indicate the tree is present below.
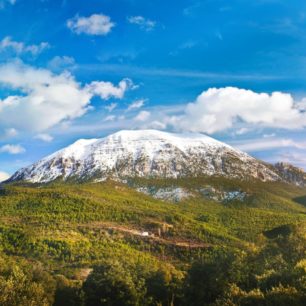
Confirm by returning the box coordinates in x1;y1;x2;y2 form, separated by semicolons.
184;251;243;306
82;261;145;306
0;266;50;306
145;268;183;306
53;275;84;306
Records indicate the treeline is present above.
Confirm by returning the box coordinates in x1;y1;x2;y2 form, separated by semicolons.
0;229;305;306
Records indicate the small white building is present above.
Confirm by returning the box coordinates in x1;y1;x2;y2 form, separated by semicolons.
141;231;149;237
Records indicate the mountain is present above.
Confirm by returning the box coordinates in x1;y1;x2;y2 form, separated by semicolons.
8;129;282;184
2;133;306;305
275;162;306;186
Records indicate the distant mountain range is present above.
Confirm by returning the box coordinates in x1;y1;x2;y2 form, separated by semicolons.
7;129;306;186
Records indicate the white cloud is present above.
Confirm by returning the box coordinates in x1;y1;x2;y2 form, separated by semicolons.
104;115;116;122
230;138;306;152
48;56;76;71
35;133;53;142
127;99;145;111
263;133;276;138
0;144;25;154
0;171;10;182
170;87;306;134
0;62;92;131
3;128;18;138
84;64;282;81
0;62;132;133
146;120;167;129
105;102;117;112
87;79;133;100
235;127;250;135
127;16;156;31
67;13;115;36
277;152;306;170
0;36;49;56
135;110;150;121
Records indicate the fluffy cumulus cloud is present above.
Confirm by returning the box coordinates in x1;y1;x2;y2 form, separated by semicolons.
127;16;156;31
0;36;49;56
0;62;132;133
171;87;306;134
0;144;25;154
0;171;10;182
87;79;133;100
67;14;115;36
0;62;92;132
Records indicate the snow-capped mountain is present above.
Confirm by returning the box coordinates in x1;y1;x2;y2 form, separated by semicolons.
8;129;281;183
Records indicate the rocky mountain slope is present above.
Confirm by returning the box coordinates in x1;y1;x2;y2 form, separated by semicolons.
8;129;282;184
275;162;306;186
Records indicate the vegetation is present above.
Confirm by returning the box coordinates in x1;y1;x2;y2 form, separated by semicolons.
0;177;305;305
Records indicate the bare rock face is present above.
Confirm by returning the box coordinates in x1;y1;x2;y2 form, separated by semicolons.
8;129;281;183
136;187;192;202
274;162;306;186
199;186;247;203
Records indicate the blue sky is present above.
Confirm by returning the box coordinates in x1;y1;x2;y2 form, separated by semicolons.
0;0;306;179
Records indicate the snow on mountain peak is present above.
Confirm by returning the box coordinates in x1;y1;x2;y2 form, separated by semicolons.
8;129;280;183
103;129;227;147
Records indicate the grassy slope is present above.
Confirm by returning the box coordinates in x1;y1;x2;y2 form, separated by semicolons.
0;177;305;277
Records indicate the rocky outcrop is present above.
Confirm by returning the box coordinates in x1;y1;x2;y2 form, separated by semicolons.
274;162;306;186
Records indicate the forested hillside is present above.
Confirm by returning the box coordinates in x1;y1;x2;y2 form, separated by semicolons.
0;178;305;305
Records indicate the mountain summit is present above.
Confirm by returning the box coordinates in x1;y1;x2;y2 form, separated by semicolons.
9;129;280;183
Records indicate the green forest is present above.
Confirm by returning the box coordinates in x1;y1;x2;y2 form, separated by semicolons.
0;177;305;305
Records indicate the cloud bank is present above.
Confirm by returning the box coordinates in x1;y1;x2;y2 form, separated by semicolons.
230;138;306;152
169;87;306;133
0;62;132;133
